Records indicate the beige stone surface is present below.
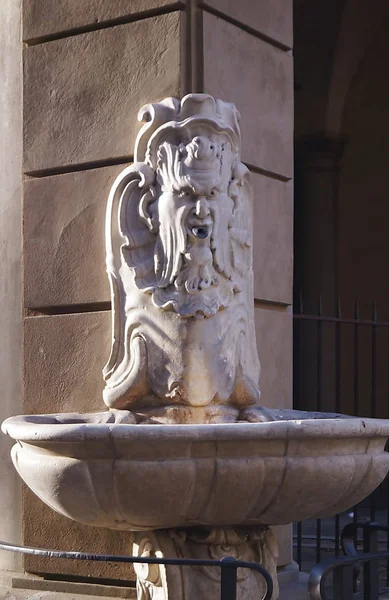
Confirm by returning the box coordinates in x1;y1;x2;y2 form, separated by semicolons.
0;0;23;572
12;573;136;598
203;13;293;177
102;95;261;416
23;12;181;173
23;311;135;579
202;0;293;48
273;524;292;567
252;175;293;305
24;168;293;311
24;165;125;308
255;305;292;409
23;0;179;40
23;487;136;581
4;414;389;529
132;528;278;600
24;311;110;415
0;580;136;600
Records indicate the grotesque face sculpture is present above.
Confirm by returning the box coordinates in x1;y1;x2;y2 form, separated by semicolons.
103;94;260;416
138;133;243;317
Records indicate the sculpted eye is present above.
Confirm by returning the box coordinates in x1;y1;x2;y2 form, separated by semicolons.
179;188;192;198
209;188;218;197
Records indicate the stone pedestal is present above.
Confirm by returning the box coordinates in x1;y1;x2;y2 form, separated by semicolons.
133;527;279;600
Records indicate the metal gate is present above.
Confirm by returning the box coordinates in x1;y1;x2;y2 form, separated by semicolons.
293;297;389;579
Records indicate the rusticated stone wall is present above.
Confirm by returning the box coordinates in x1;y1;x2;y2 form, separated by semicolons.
16;0;293;580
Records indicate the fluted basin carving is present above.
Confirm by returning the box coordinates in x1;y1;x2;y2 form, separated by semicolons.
3;414;389;531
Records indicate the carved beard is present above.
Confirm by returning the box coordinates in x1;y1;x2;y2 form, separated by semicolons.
152;193;235;317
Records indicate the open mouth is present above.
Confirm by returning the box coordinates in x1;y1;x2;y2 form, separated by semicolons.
191;225;210;239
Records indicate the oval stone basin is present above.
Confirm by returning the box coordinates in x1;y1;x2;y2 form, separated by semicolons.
2;414;389;531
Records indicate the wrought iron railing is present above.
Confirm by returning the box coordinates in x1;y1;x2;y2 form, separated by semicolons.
0;538;273;600
3;522;389;598
293;298;389;571
309;521;389;599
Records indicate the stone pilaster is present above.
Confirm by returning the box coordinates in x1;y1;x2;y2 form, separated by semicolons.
0;0;23;572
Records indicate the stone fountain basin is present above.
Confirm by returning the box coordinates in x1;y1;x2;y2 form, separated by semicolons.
3;414;389;531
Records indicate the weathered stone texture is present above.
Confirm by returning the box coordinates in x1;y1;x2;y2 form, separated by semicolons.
23;311;126;578
24;169;293;310
24;487;136;580
252;174;293;305
203;13;293;177
0;0;23;572
23;12;181;172
24;165;125;308
23;0;180;40
254;305;292;409
202;0;293;48
24;312;110;415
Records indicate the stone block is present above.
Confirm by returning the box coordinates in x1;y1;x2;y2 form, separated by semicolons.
273;524;292;567
23;0;179;41
23;12;181;172
254;305;292;409
252;174;293;305
24;169;292;310
24;311;110;415
202;0;293;48
24;165;125;308
24;487;136;581
23;311;134;579
203;13;293;177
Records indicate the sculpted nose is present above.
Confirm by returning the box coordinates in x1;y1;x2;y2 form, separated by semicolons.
195;198;210;219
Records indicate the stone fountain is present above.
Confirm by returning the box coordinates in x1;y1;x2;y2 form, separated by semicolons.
3;94;389;600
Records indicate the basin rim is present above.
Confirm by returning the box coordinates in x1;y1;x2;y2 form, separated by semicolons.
3;413;389;443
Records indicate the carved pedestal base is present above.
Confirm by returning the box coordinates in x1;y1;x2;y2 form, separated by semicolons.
133;527;279;600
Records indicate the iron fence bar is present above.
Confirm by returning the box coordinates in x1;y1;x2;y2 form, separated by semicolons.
370;305;377;523
316;519;322;565
317;297;323;413
333;564;359;600
220;557;238;600
335;296;341;414
363;525;379;600
0;538;273;600
353;297;360;416
297;521;302;569
315;299;323;564
293;314;389;327
343;521;389;537
335;515;340;557
371;302;377;419
293;296;389;574
352;299;360;542
309;550;389;600
386;324;389;588
334;298;341;558
387;521;389;588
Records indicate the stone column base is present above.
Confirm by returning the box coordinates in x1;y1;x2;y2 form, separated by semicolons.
133;527;279;600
